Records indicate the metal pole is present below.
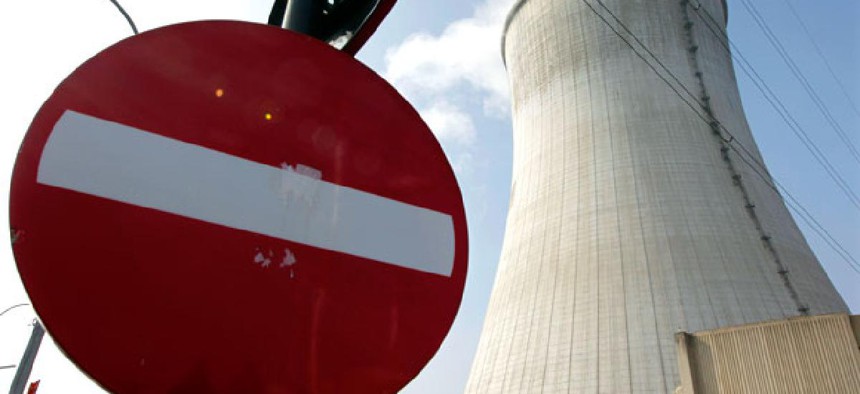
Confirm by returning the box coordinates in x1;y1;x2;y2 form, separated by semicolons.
282;0;323;35
8;321;44;394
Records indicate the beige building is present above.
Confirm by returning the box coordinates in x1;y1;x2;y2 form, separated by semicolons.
466;0;848;392
675;313;860;393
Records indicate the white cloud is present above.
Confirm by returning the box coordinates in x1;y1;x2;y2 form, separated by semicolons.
452;152;476;177
420;101;477;145
383;0;514;147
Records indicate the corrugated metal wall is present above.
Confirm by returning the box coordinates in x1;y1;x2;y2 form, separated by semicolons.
676;314;860;393
851;315;860;346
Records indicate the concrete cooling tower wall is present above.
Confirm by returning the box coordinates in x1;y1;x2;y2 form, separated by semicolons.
465;0;847;392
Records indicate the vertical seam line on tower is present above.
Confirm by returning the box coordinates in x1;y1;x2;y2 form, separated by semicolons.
621;86;670;393
519;39;554;392
602;45;635;392
567;3;584;389
538;22;567;392
499;25;543;387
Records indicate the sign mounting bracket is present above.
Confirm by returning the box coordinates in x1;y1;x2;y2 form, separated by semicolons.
267;0;395;55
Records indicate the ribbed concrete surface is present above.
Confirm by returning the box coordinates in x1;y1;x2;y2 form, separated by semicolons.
465;0;847;392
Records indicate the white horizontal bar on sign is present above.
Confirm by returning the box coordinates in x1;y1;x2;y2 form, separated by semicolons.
37;110;455;277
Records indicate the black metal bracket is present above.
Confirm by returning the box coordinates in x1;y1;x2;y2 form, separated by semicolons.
268;0;382;50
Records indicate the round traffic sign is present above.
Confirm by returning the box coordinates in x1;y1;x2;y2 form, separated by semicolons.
11;21;467;393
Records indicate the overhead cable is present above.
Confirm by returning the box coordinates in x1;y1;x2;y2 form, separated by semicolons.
783;0;860;120
577;0;860;275
739;0;860;165
689;3;860;210
0;303;30;318
108;0;138;35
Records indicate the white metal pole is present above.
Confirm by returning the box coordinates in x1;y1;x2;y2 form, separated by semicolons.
8;321;44;394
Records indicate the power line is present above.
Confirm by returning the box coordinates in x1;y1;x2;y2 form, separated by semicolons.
590;0;816;312
108;0;138;35
577;0;712;131
592;0;704;112
688;2;860;211
687;4;860;274
594;0;860;213
576;0;860;275
783;0;860;120
738;0;860;165
0;303;30;318
690;3;860;274
689;5;860;275
726;143;860;275
597;0;859;213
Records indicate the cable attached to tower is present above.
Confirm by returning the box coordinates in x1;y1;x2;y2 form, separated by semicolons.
577;0;860;278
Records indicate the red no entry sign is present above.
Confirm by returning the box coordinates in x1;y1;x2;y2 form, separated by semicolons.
11;21;467;393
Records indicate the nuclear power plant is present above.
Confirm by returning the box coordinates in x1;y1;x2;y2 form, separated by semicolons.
465;0;850;392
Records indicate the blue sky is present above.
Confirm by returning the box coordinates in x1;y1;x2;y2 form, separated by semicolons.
0;0;857;393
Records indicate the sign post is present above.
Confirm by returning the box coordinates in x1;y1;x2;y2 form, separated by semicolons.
8;322;44;394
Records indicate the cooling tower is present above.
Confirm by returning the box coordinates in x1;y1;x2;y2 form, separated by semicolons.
466;0;848;392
